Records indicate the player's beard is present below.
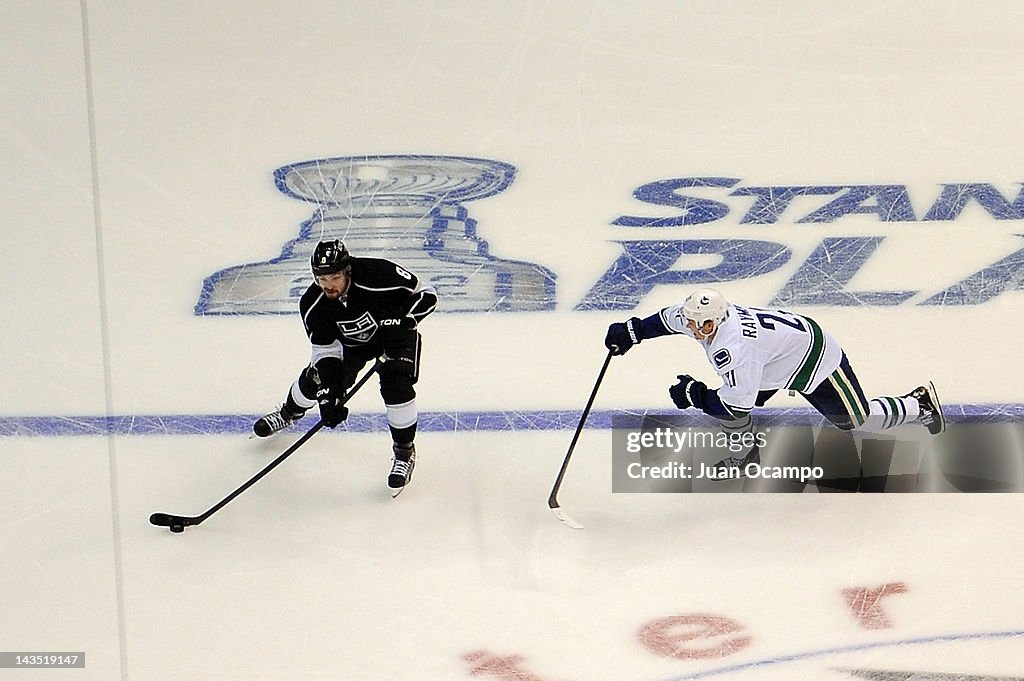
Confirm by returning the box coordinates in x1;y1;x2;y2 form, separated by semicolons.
321;277;350;299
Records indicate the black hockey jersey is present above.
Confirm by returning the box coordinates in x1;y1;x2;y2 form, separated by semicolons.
300;257;437;360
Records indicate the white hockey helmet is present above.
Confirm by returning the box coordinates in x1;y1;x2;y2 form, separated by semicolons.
682;288;729;329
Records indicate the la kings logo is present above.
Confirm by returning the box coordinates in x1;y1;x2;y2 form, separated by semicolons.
337;312;378;343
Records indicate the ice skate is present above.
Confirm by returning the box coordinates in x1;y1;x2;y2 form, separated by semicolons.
710;445;760;479
253;404;304;438
904;381;946;435
389;442;416;496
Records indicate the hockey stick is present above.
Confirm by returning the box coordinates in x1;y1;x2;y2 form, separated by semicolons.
150;359;383;533
547;349;614;529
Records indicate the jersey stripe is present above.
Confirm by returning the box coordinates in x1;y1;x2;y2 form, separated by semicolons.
408;286;438;322
722;401;751;418
883;396;899;428
352;282;417;293
310;340;344;366
787;315;825;392
832;364;868;427
658;307;684;334
302;292;326;331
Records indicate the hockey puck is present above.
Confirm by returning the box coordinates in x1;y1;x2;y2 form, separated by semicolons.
170;524;184;533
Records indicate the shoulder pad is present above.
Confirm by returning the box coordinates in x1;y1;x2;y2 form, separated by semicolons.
351;257;418;289
711;347;733;370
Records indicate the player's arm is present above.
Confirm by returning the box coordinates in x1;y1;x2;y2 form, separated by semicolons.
382;280;436;329
604;304;688;354
669;375;735;418
300;288;350;426
361;260;438;325
405;281;438;324
669;359;759;420
301;288;345;384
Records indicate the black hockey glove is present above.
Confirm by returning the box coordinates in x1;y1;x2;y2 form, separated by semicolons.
316;385;349;428
605;317;641;355
377;313;416;341
669;374;705;410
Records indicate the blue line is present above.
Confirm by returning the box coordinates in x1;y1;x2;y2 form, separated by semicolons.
1;405;1022;437
665;629;1024;680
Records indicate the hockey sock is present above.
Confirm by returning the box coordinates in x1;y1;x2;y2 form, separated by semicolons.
289;381;317;412
719;415;756;456
386;398;417;445
860;396;920;433
390;424;417;447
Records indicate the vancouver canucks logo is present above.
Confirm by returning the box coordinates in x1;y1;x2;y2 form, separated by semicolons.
195;155;556;315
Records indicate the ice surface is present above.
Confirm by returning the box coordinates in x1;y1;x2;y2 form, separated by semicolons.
2;2;1023;680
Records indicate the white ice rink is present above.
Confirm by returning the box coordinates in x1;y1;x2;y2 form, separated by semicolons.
2;2;1024;680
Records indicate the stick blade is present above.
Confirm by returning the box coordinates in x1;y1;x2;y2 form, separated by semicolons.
549;505;585;530
149;512;190;527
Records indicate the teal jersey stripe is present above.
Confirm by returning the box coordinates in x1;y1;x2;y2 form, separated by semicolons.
723;403;751;419
883;397;897;429
833;369;867;426
788;316;826;392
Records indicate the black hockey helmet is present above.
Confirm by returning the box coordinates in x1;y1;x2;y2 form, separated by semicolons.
310;239;352;276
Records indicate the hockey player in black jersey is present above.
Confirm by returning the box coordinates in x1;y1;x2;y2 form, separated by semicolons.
254;240;437;492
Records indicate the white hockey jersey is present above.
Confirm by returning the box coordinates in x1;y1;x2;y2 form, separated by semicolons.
659;303;844;415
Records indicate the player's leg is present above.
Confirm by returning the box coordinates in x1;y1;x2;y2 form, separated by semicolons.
379;332;422;490
708;413;762;476
802;353;872;430
253;365;321;437
804;353;937;434
253;358;367;437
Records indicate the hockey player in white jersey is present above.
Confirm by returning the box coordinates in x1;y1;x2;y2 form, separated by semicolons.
605;288;944;471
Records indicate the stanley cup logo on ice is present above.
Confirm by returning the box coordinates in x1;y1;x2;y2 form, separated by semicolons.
195;155;556;315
